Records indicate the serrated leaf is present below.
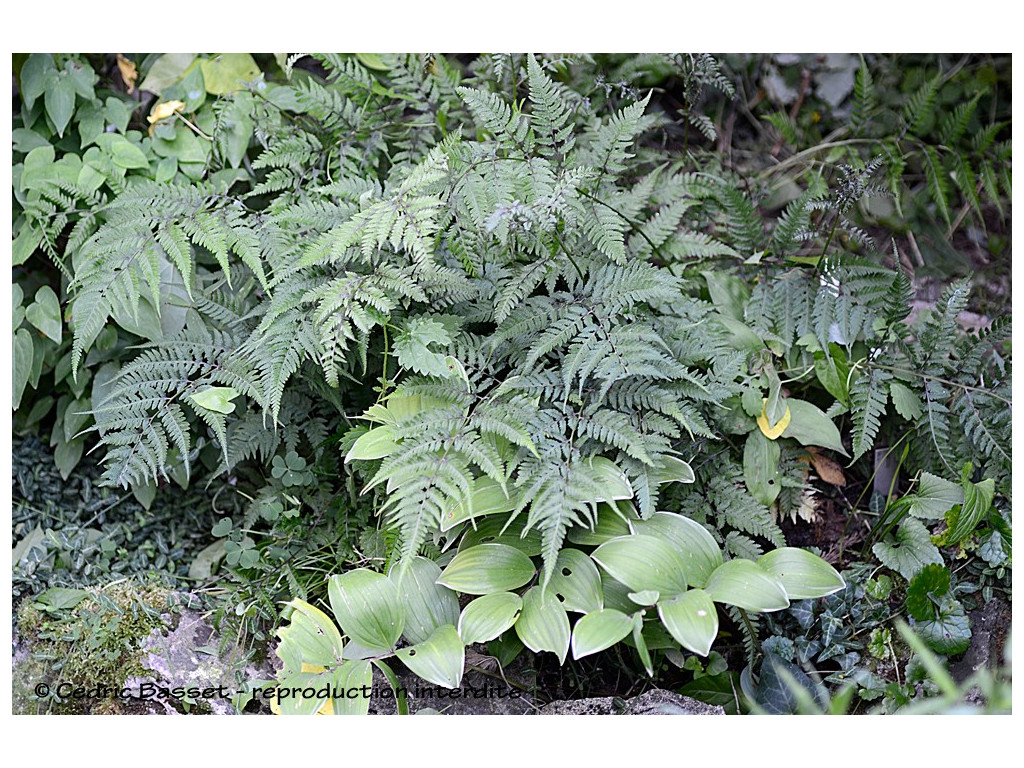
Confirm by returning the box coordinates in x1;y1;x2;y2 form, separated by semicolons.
328;569;404;652
437;543;536;595
781;398;848;456
743;430;781;507
395;625;465;689
658;589;719;656
905;563;951;621
388;557;460;645
704;559;789;612
907;472;963;520
629;512;723;589
547;548;603;613
889;381;923;421
871;518;943;579
515;587;570;664
591;535;689;597
458;593;522;645
756;548;845;600
571;609;633;659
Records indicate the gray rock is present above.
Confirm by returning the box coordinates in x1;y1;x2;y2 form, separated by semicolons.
540;689;725;715
950;597;1011;685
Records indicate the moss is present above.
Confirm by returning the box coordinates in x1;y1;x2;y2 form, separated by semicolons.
13;581;176;714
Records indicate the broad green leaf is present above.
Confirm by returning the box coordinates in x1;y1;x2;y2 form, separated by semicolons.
331;660;373;715
458;515;543;556
328;569;404;652
547;548;603;613
743;429;781;507
278;598;345;668
583;456;634;502
702;270;750;321
355;53;391;71
458;593;522;645
630;512;723;588
25;285;62;343
19;53;54;111
628;590;660;605
345;425;398;462
567;502;634;545
814;347;851;406
649;455;695;485
139;53;196;95
631;613;655;676
938;477;995;546
600;572;638;614
218;92;255;168
756;548;845;600
188;540;226;580
394;317;452;378
704;559;789;612
781;398;848;456
34;587;89;611
906;563;950;621
388;557;459;644
908;472;963;519
395;625;465;689
13;225;42;266
14;328;34;410
571;609;633;659
658;589;719;656
515;588;570;664
189;386;239;414
53;435;84;480
96;133;150;170
591;535;689;597
872;518;943;579
441;476;516;531
273;669;334;715
200;53;261;95
438;543;536;595
45;73;76;137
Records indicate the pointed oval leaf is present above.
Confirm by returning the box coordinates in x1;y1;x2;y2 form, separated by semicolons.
627;590;660;606
328;569;405;652
388;557;460;644
547;548;603;613
757;399;791;439
515;588;570;664
631;512;723;588
395;625;465;689
781;398;849;456
658;589;719;657
331;660;373;715
592;535;689;597
441;476;517;531
649;455;695;485
438;543;536;595
584;457;634;502
571;609;633;659
458;592;523;645
277;598;345;669
567;502;634;545
600;572;638;614
459;516;543;556
274;670;335;715
757;548;845;600
704;559;790;612
744;429;782;507
345;425;398;462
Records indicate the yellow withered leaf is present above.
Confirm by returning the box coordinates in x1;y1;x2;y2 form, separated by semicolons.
756;398;791;440
116;54;137;93
807;447;846;487
147;100;185;124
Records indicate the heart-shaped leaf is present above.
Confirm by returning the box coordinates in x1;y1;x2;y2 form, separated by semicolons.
395;625;465;689
328;569;404;652
25;285;62;343
757;548;845;600
438;543;535;595
658;589;719;656
704;559;789;612
571;609;633;659
458;592;522;645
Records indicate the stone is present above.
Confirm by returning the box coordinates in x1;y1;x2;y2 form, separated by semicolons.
540;688;725;715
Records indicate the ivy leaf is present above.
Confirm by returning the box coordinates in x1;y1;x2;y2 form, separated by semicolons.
915;596;971;656
872;518;943;580
905;563;951;621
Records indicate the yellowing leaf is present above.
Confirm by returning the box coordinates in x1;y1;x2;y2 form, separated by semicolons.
116;54;137;93
148;100;185;124
756;398;791;440
807;448;846;486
